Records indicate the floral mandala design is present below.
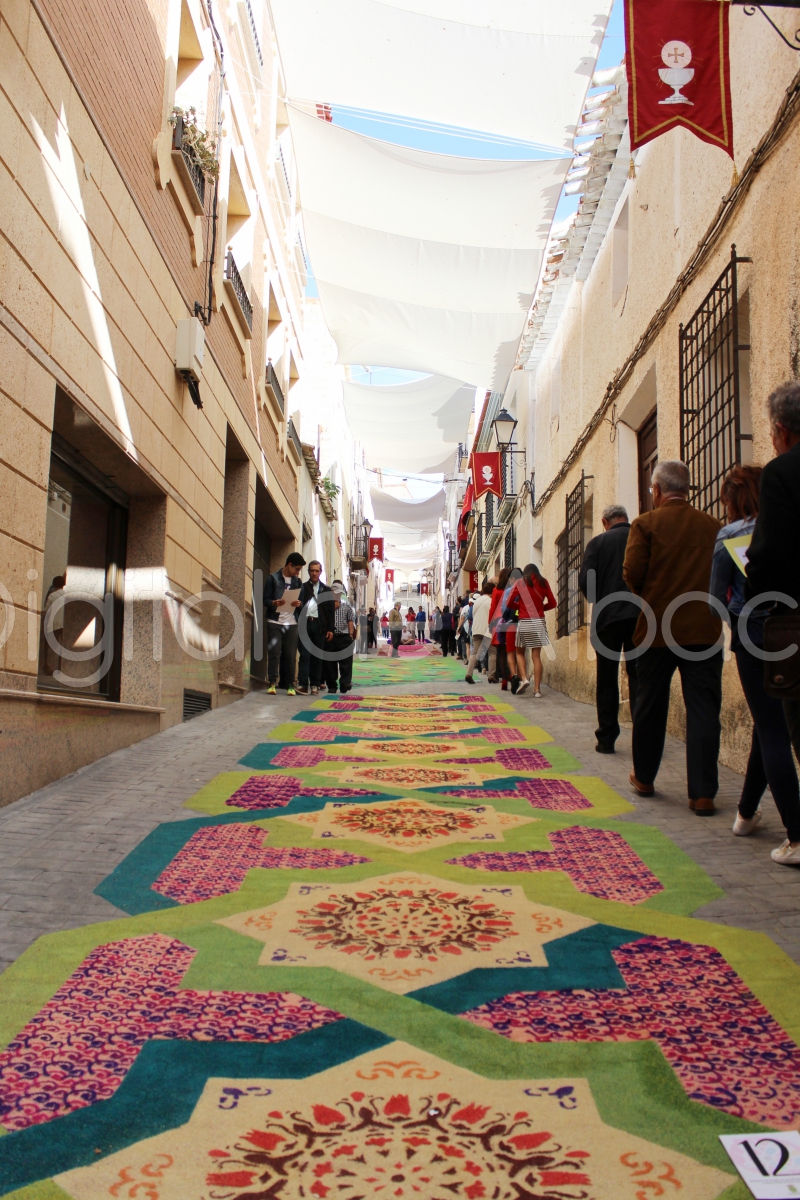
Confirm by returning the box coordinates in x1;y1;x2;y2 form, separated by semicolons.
364;742;459;756
290;882;517;963
205;1090;592;1199
331;800;483;841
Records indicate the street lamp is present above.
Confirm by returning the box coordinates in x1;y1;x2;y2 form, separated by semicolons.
361;518;373;539
492;408;518;449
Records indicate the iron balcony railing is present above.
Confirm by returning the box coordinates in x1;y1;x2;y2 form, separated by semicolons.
265;361;285;413
242;0;263;66
349;532;368;562
171;116;205;210
224;250;253;331
278;145;292;197
287;418;302;458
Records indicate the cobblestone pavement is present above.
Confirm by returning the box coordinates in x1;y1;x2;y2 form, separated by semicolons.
1;675;798;973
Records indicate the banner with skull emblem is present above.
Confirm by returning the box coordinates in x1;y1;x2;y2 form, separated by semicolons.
471;452;502;499
625;0;733;158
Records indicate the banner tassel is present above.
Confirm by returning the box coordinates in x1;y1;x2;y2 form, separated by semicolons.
730;161;739;188
628;156;637;180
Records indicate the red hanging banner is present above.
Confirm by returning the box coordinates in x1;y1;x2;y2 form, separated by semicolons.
469;571;479;592
471;452;502;499
420;582;429;595
384;568;394;584
368;537;384;562
625;0;733;158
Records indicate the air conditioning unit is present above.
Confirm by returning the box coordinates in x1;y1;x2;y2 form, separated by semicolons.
175;318;205;408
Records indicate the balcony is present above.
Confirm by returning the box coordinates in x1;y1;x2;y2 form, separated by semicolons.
171;117;205;214
349;532;368;567
238;0;263;74
223;250;253;336
476;550;492;573
286;417;303;464
265;360;285;416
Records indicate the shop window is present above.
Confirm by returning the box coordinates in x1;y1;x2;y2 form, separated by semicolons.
38;442;127;699
637;408;658;513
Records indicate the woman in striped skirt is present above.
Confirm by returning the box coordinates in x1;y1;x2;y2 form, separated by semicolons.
503;563;557;697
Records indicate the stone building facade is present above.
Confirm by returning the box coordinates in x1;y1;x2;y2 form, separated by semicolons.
468;14;800;772
0;0;313;802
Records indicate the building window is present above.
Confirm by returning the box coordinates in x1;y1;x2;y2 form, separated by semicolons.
38;441;127;699
680;247;752;519
504;525;515;569
555;474;587;639
637;408;658;514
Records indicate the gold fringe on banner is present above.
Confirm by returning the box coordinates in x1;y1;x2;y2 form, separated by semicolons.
731;161;740;188
628;156;637;179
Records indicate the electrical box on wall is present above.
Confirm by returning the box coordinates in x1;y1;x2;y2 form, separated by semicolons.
175;318;205;409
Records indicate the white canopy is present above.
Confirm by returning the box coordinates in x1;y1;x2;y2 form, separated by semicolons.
343;376;475;473
371;487;445;530
271;0;610;150
289;108;568;390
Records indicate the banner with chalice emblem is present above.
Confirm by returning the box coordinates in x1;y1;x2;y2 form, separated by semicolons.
625;0;733;158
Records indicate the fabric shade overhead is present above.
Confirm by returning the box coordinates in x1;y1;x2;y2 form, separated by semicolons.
371;487;445;530
343;376;475;473
289;108;568;390
271;0;611;150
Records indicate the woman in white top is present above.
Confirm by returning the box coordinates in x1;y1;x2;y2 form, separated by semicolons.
464;581;494;684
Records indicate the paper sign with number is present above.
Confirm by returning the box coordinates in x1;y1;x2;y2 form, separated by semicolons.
720;1131;800;1197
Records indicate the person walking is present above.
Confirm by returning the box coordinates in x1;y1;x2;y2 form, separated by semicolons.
406;607;417;640
388;601;404;656
431;606;442;644
504;564;556;696
380;611;389;641
745;381;800;862
486;567;512;686
456;596;472;662
366;606;377;650
325;580;357;694
296;560;333;695
578;505;641;753
465;580;494;683
415;607;427;642
711;464;800;864
440;606;456;656
623;461;722;814
263;551;306;695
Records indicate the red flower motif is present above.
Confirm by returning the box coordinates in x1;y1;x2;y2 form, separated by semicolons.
313;1162;334;1177
508;1131;552;1150
403;1136;431;1146
310;1182;330;1198
313;1105;347;1125
384;1093;411;1117
206;1172;255;1187
243;1129;285;1151
451;1103;490;1125
465;1183;486;1199
540;1172;591;1185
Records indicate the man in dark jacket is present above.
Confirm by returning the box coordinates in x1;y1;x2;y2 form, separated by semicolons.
623;461;722;814
746;380;800;765
263;551;305;694
578;505;640;754
296;560;334;695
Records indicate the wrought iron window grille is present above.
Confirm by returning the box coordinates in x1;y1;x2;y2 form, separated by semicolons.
265;360;285;413
287;418;302;458
679;245;752;520
504;525;516;569
476;512;483;556
556;472;590;638
171;117;205;209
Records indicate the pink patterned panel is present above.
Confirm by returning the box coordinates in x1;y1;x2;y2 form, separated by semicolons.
271;746;326;767
0;934;342;1130
295;726;339;742
447;827;663;905
226;777;382;810
463;935;800;1128
437;779;590;811
152;824;370;903
495;748;552;771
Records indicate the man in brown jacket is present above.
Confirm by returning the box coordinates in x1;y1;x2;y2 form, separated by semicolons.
623;460;723;814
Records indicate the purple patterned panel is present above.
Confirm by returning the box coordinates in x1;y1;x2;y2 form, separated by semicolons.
517;780;591;811
295;726;339;742
226;777;383;810
447;826;663;905
152;824;370;903
495;748;552;771
0;934;342;1130
463;935;800;1129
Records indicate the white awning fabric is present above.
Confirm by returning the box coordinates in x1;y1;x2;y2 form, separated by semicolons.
371;487;445;530
289;108;568;390
271;0;609;151
343;376;475;473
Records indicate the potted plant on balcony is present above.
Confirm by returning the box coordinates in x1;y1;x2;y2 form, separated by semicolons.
169;107;219;212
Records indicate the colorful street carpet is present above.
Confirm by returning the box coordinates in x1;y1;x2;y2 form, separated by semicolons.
349;651;466;686
1;692;799;1198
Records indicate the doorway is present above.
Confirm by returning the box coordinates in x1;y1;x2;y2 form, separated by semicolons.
638;409;658;514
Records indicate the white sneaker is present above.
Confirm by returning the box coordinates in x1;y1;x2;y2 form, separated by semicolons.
771;839;800;865
516;679;530;695
533;691;542;699
732;809;762;837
